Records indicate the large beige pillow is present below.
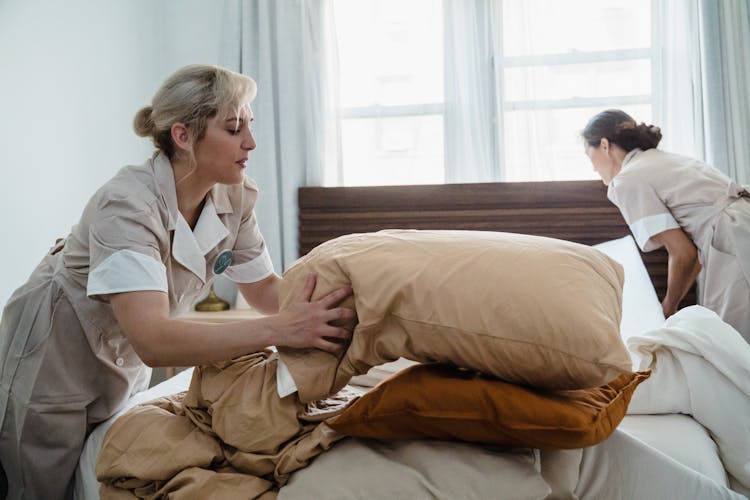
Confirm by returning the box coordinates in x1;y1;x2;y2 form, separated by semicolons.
278;230;629;403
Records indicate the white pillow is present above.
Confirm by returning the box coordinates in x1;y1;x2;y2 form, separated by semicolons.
593;235;665;342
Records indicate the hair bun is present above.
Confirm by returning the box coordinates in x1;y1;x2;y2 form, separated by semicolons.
636;122;662;149
133;106;155;137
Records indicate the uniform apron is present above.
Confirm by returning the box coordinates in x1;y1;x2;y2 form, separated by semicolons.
608;148;750;342
699;184;750;341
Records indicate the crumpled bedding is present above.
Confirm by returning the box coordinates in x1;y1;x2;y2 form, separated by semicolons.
95;306;750;499
95;350;360;499
626;305;750;496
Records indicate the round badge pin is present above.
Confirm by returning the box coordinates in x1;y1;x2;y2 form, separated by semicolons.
213;249;233;275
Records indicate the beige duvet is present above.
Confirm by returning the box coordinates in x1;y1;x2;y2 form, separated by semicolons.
96;351;357;499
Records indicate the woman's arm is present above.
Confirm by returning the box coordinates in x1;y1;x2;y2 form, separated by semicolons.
652;228;702;318
236;274;281;315
108;274;355;367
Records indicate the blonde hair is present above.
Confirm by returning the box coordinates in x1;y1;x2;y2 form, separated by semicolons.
133;64;257;160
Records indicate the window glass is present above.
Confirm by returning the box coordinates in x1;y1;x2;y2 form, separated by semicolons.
502;0;651;56
340;115;444;186
333;0;652;185
504;59;651;102
503;104;652;181
334;0;443;108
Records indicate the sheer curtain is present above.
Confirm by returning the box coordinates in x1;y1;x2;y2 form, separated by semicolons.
442;0;501;182
218;0;750;258
653;0;750;184
651;0;706;160
699;0;750;185
221;0;340;272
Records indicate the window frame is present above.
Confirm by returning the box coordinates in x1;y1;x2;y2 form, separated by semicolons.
334;3;654;185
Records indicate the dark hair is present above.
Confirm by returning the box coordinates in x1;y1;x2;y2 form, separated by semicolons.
582;109;662;152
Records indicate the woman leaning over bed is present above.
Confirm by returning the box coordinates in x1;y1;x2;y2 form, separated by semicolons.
582;109;750;343
0;64;356;500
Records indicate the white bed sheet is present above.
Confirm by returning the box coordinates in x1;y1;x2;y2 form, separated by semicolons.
627;306;750;496
575;427;743;500
277;417;744;500
619;414;728;487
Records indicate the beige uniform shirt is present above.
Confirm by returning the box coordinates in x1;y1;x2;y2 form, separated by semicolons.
0;152;273;499
608;148;750;342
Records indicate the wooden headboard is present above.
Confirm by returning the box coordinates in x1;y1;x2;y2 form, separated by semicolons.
298;180;696;307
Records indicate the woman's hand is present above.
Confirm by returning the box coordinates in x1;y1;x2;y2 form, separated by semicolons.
271;273;357;353
653;228;702;319
661;300;678;319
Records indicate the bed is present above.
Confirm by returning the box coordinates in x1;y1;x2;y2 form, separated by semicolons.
75;180;749;499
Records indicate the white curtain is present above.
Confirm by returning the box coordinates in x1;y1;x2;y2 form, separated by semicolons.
221;0;339;272
216;0;750;270
651;0;706;160
653;0;750;184
699;0;750;185
442;0;501;182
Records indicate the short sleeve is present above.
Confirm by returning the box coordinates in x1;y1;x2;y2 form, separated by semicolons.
608;174;680;252
87;197;168;298
223;179;275;283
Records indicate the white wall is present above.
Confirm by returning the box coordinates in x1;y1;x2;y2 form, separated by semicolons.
158;0;227;73
0;0;160;305
0;0;227;307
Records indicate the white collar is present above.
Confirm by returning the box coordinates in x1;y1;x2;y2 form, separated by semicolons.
172;196;230;283
152;153;233;282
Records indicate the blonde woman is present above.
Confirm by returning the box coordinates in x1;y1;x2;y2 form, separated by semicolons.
583;109;750;342
0;65;355;499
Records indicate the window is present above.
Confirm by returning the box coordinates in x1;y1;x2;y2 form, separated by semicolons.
501;0;652;181
333;0;444;186
332;0;652;185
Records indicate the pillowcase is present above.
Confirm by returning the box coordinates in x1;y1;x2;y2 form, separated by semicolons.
278;230;631;403
351;236;661;389
593;236;665;342
327;363;651;450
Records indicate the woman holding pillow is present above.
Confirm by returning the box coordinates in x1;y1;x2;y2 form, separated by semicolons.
0;64;355;500
582;109;750;343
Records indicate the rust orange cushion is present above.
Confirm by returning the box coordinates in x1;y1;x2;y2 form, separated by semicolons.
327;363;650;450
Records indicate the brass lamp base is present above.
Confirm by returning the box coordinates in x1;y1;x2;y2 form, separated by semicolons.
195;287;230;312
